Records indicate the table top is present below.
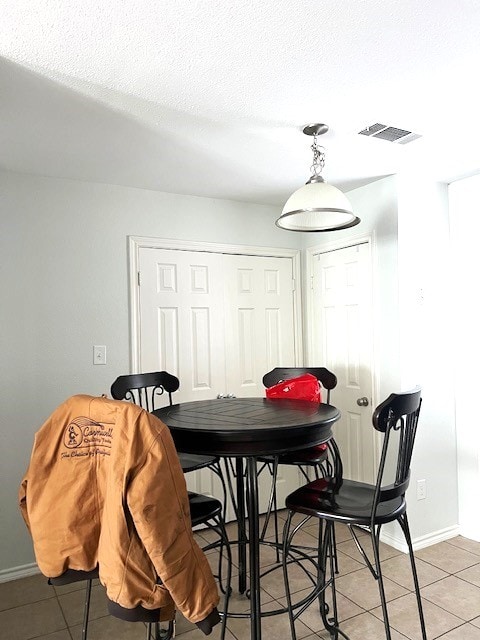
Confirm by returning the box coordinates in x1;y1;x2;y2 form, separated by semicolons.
153;397;340;456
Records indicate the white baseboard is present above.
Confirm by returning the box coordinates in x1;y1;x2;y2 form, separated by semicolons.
380;524;461;553
0;562;40;583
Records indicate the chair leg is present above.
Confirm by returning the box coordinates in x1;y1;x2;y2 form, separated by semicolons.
81;579;93;640
283;514;348;640
371;524;393;640
398;514;427;640
331;522;339;574
299;464;312;483
259;457;278;539
282;510;299;640
272;468;280;559
146;621;175;640
216;515;232;640
211;460;231;520
318;521;344;639
260;457;281;561
222;457;240;520
197;514;232;640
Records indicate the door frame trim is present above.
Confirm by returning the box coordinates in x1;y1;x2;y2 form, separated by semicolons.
128;236;304;372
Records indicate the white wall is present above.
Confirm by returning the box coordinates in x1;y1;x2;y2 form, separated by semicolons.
0;169;301;576
395;175;458;545
0;168;459;576
449;173;480;541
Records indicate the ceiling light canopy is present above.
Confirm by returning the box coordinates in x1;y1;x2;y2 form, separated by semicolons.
276;124;360;232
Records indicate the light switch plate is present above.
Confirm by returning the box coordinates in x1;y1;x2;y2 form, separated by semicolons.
416;479;427;500
93;345;107;365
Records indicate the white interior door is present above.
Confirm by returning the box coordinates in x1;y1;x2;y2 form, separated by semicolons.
136;244;301;511
310;242;376;483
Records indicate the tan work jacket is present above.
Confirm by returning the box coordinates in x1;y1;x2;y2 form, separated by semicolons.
19;395;219;628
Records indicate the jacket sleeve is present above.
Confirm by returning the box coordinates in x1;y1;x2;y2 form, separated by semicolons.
126;417;220;629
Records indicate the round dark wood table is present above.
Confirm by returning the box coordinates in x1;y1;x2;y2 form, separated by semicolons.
153;397;340;640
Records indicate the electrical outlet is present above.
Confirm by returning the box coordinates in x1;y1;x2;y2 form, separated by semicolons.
416;479;427;500
93;345;107;365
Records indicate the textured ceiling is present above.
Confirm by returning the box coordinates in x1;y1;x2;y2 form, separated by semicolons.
1;0;479;205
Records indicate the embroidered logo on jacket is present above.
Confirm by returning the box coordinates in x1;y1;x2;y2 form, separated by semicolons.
62;417;113;459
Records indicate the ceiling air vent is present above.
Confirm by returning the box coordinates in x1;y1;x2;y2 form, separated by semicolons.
358;123;421;144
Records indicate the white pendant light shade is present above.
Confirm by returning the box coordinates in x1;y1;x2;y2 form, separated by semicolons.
277;180;359;231
276;123;361;232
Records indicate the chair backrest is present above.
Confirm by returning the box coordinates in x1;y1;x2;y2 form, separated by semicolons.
262;367;337;404
372;387;422;509
110;371;180;411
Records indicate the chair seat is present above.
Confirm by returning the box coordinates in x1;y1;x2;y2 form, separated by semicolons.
179;453;220;473
258;445;328;467
188;492;223;526
285;477;406;526
48;567;99;586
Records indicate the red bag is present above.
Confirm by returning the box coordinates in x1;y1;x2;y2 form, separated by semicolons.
265;373;322;403
266;373;326;452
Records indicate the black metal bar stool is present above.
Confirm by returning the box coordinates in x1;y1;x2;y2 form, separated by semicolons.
282;388;427;640
111;371;230;506
258;367;338;560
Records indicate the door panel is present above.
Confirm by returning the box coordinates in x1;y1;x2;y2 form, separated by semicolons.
311;242;375;483
224;254;296;398
139;248;226;404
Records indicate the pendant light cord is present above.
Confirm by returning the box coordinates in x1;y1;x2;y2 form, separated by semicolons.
310;134;326;179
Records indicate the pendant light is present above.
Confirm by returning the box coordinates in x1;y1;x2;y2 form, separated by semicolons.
276;124;360;232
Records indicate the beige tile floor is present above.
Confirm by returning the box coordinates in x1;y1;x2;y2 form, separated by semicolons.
2;513;480;640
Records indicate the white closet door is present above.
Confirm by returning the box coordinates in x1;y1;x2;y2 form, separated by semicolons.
138;248;226;404
137;245;301;510
223;254;297;398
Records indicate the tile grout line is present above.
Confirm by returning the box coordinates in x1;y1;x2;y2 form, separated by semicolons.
57;589;81;640
0;593;58;614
